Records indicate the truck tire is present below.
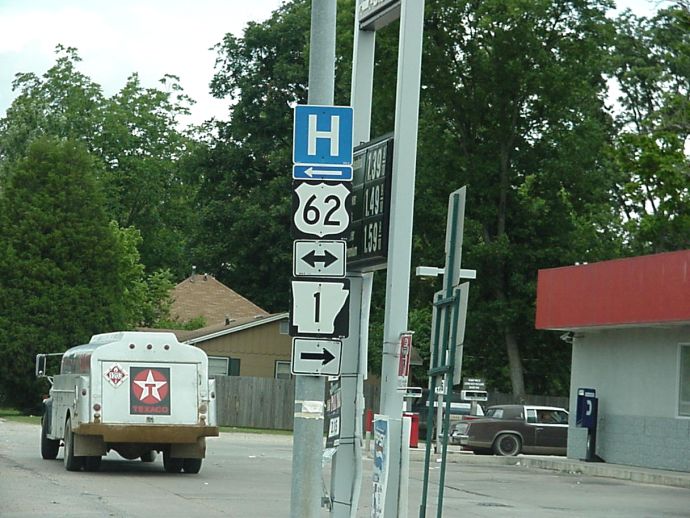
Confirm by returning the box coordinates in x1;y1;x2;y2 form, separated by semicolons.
41;417;60;460
182;458;202;474
141;450;157;463
493;433;521;456
163;450;183;473
63;417;83;471
84;456;102;472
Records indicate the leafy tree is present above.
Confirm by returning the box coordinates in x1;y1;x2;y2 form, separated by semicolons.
611;4;690;253
192;0;313;312
96;73;199;275
194;0;624;398
0;46;199;278
0;138;129;410
413;0;621;397
109;222;175;327
0;45;104;167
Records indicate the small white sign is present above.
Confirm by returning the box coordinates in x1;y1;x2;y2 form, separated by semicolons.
293;182;351;238
104;363;128;388
291;338;342;376
290;279;349;336
293;240;347;277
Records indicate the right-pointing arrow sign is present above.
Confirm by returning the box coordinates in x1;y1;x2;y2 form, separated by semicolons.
291;338;342;376
300;348;335;365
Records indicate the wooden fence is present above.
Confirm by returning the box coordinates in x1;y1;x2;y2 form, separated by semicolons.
212;376;568;430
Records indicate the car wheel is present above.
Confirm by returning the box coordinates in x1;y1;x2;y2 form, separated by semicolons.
63;417;83;471
493;433;521;456
182;458;202;474
141;450;157;463
163;450;183;473
41;417;60;460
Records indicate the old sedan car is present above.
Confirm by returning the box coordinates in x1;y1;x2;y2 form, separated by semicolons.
450;405;569;456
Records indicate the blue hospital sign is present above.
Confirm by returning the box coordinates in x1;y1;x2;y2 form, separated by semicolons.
293;105;354;166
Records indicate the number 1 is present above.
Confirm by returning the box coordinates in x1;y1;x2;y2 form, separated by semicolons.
314;291;321;323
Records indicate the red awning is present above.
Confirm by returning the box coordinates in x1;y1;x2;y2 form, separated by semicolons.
536;250;690;330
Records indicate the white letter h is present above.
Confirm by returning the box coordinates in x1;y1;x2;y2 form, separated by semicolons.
307;114;339;157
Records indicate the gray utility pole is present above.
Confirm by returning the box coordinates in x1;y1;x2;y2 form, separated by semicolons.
290;1;337;516
328;5;376;515
378;0;426;515
329;273;372;517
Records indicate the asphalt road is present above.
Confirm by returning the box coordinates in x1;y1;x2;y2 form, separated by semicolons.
1;419;688;517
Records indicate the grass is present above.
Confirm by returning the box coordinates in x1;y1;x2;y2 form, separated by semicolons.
0;408;41;425
219;426;293;436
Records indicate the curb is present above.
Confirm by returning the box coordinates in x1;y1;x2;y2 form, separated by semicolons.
404;447;690;490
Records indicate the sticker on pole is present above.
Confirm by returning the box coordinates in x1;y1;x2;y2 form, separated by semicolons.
397;332;413;390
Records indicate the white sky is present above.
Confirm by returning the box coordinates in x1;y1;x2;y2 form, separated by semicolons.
0;0;665;128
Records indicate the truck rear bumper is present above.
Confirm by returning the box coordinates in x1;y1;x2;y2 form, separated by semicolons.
75;423;219;444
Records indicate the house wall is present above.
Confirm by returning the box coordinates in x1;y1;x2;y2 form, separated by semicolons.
194;321;292;377
568;326;690;472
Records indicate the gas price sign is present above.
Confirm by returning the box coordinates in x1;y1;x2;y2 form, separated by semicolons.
346;135;393;270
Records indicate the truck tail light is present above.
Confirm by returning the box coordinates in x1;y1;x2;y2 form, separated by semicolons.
93;403;101;411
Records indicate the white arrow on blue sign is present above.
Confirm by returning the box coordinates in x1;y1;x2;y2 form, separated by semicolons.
293;164;353;181
293;105;354;166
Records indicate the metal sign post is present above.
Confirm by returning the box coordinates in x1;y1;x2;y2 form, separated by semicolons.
419;187;474;518
378;0;426;515
289;2;345;516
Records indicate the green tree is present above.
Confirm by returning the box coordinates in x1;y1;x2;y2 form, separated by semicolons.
96;73;198;275
191;0;625;398
0;45;104;168
413;0;621;397
0;138;128;410
192;0;313;311
612;4;690;253
0;46;199;278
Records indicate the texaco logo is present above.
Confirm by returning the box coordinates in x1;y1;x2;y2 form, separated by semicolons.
130;367;171;415
104;363;128;388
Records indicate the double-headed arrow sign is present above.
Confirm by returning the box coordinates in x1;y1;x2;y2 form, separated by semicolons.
291;338;342;376
302;249;338;269
293;240;346;278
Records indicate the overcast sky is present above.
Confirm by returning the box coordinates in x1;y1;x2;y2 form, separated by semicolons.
0;0;665;128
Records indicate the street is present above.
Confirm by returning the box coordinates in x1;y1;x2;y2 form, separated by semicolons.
1;419;688;517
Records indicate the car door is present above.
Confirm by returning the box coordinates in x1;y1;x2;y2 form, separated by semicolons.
533;409;568;453
521;407;539;449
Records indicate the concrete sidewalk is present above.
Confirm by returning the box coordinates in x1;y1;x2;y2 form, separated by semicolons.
405;444;690;490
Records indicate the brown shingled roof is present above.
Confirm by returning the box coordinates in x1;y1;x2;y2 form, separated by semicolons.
170;274;268;326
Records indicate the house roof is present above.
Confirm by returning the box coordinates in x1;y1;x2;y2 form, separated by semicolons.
170;274;268;326
137;313;288;344
536;250;690;331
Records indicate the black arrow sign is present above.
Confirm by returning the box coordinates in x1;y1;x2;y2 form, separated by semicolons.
300;348;336;365
302;249;338;269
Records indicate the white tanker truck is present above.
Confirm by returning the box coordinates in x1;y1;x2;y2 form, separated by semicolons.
35;331;218;473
